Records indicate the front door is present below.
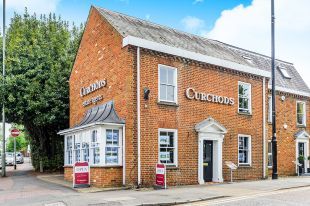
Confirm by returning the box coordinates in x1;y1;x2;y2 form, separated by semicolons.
298;142;305;173
203;140;213;182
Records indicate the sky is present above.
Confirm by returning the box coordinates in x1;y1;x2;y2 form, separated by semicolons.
0;0;309;87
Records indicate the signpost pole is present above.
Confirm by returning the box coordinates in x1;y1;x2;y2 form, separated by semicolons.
14;137;16;170
1;0;6;178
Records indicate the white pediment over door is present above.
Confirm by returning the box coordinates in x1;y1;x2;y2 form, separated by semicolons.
195;117;227;134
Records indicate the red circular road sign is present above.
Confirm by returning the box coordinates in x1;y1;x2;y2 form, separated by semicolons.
10;128;20;137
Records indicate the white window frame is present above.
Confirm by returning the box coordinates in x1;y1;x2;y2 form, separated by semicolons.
296;101;306;126
268;96;272;123
105;128;122;165
64;126;123;167
267;140;273;168
238;81;252;114
238;134;252;166
158;128;178;167
158;64;178;103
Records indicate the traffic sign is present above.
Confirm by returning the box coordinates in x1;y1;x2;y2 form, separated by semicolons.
10;128;20;137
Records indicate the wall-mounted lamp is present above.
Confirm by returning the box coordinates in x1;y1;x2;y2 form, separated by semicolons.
144;88;150;100
281;95;285;101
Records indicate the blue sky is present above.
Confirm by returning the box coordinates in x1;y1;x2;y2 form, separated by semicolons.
58;0;251;32
0;0;309;86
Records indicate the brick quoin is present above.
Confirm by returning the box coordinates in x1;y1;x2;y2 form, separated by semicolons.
65;6;310;188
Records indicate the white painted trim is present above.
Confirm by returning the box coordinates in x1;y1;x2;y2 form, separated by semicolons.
296;101;307;127
158;64;178;104
268;85;310;97
295;139;309;174
137;47;141;186
237;134;252;166
238;81;252;115
262;77;266;178
58;122;125;135
122;124;126;185
268;96;272;123
158;128;178;167
123;36;271;78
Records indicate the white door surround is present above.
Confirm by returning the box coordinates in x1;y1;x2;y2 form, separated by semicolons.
195;117;227;184
295;130;310;173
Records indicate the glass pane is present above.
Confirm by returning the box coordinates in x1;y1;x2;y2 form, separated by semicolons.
113;130;119;145
297;103;303;113
239;98;249;110
167;69;175;85
160;68;167;84
297;114;304;125
239;84;249;96
106;129;113;145
167;85;174;101
268;142;272;153
106;147;118;164
92;130;97;142
268;154;273;167
244;138;248;149
238;150;244;163
160;85;166;100
168;132;174;147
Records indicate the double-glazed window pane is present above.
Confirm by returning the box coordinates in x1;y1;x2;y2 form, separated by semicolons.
66;136;73;165
297;102;305;125
159;131;175;165
238;82;251;113
159;66;176;102
238;136;250;164
91;130;100;165
105;129;119;164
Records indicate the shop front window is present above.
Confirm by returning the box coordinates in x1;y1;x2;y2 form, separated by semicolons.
91;130;100;165
66;136;73;165
105;129;119;164
158;129;177;166
65;127;122;166
238;135;251;165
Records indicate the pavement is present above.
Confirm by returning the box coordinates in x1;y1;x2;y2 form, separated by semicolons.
1;159;310;205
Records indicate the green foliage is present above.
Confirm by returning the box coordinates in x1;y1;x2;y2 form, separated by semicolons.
1;9;83;171
298;155;305;162
6;124;29;152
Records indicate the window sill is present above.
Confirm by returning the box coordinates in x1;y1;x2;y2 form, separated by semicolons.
297;124;306;128
238;111;252;116
268;166;273;169
166;165;179;170
238;164;251;168
157;101;179;107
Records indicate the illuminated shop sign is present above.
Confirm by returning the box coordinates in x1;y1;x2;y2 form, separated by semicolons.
185;87;235;106
80;80;107;97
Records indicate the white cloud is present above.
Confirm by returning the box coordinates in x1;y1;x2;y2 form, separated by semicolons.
193;0;204;4
206;0;310;87
6;0;60;14
181;16;205;33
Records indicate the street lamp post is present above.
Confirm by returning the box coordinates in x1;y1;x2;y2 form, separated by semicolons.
271;0;278;179
1;0;6;177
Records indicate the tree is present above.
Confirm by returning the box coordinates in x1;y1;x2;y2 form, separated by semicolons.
1;10;83;171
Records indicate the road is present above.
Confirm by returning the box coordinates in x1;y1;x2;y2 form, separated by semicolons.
1;159;310;206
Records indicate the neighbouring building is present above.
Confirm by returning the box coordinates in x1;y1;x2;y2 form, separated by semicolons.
58;6;310;188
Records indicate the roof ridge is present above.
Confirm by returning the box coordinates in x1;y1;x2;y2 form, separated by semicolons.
95;6;293;65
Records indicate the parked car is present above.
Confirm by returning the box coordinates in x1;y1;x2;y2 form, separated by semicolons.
5;152;14;166
16;152;24;164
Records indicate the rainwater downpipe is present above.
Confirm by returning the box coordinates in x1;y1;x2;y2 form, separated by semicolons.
137;47;141;186
263;77;266;178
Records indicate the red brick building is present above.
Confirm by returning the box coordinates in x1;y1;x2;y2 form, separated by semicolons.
58;6;310;188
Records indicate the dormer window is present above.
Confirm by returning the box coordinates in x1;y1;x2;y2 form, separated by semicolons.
242;55;253;64
278;66;291;79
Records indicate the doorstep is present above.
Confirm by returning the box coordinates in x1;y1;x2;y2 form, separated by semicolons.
36;174;130;193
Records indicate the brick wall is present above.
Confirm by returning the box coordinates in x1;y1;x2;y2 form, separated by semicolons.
136;49;266;185
267;93;310;176
64;167;123;187
68;7;137;187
